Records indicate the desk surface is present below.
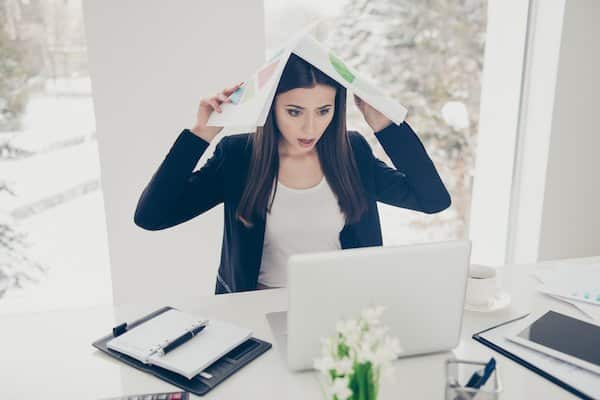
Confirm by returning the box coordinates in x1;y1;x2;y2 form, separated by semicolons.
2;256;599;399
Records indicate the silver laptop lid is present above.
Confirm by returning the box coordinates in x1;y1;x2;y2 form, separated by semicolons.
286;240;472;371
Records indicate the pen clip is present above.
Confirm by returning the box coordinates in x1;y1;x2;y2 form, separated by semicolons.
190;320;209;335
149;320;208;358
145;344;163;362
112;322;128;337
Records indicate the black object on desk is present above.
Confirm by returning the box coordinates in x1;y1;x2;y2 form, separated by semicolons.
160;322;207;355
93;306;272;397
472;314;596;400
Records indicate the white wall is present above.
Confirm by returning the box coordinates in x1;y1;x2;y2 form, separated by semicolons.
475;0;600;265
508;0;566;264
537;0;600;260
82;0;265;305
509;0;600;263
467;0;530;266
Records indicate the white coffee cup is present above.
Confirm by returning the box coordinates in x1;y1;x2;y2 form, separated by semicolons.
465;264;498;306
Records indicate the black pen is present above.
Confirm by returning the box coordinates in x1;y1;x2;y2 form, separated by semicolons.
160;321;208;355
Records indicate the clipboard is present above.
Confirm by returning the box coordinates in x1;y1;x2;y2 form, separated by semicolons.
92;306;271;396
472;314;598;400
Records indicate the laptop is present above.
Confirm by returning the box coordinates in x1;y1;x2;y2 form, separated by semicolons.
266;240;472;371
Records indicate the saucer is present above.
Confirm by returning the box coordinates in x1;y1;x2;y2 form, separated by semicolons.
464;291;511;312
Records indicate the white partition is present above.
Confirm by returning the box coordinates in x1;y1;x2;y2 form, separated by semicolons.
470;0;600;264
82;0;265;305
508;0;600;262
468;0;530;266
508;0;567;264
537;0;600;260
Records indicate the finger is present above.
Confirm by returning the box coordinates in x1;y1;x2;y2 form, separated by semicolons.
208;98;222;112
222;87;236;98
216;93;229;103
199;98;211;109
223;82;244;97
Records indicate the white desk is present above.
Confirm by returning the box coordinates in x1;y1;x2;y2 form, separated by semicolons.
2;257;599;399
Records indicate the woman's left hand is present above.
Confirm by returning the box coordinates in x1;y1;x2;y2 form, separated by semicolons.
354;94;393;132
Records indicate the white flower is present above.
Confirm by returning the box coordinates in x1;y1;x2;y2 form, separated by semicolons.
361;329;380;349
336;318;360;337
372;345;396;365
343;330;361;351
315;305;403;399
328;377;352;400
361;305;386;326
356;342;377;364
383;336;403;359
370;325;389;341
333;357;354;375
314;355;336;374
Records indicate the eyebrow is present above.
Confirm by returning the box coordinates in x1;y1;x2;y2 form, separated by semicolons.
285;104;333;109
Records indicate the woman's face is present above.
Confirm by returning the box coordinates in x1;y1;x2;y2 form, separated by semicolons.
274;84;337;155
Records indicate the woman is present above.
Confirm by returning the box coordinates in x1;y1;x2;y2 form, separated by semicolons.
134;54;451;294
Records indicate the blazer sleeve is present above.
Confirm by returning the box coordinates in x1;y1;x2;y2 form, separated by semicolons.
361;121;451;214
133;129;227;230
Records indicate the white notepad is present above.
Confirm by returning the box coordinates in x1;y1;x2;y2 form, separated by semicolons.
107;309;253;379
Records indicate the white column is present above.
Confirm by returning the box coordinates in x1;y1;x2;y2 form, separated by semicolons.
508;0;567;264
468;0;530;265
82;0;266;305
536;0;600;260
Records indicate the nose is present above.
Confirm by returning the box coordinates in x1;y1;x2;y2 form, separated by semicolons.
303;115;316;136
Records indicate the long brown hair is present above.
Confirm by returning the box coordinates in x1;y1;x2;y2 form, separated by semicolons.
236;53;368;228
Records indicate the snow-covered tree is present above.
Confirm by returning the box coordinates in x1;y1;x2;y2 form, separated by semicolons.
326;0;487;238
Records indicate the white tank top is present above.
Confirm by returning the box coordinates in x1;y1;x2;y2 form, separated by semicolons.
257;176;346;288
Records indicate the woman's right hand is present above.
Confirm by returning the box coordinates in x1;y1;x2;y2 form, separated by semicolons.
190;82;244;142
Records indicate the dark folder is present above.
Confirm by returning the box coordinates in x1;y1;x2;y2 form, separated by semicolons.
472;314;597;400
92;306;271;396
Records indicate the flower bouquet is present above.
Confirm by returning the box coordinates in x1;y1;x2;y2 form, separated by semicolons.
314;306;403;400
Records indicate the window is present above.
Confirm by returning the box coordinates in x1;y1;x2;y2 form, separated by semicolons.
0;0;111;313
264;0;488;245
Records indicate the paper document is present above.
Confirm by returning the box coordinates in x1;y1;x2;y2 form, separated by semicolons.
532;263;600;322
207;24;407;128
107;309;253;379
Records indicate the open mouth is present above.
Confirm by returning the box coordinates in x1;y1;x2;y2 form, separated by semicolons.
298;138;315;147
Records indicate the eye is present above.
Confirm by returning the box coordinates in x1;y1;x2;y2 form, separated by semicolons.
319;108;331;116
287;109;301;117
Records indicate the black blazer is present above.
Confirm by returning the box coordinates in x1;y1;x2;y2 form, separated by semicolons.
134;121;451;294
